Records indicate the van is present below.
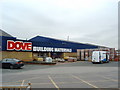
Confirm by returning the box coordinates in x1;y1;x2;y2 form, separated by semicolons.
92;51;109;64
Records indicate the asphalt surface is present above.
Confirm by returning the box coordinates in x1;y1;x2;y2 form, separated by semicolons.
1;61;119;89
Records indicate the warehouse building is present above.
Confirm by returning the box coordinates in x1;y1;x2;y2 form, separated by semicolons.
0;30;111;61
77;48;116;61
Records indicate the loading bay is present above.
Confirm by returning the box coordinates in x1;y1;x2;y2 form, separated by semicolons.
1;61;119;89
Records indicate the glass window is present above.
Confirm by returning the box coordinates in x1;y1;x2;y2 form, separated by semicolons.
6;59;14;62
13;59;20;62
2;59;7;62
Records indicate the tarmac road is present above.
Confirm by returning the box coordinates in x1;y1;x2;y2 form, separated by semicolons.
1;61;119;89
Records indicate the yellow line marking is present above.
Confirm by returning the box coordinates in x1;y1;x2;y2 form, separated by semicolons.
71;75;98;88
48;75;60;90
102;76;118;82
21;80;25;86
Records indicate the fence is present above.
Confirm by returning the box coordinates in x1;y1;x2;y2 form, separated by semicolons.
0;81;31;90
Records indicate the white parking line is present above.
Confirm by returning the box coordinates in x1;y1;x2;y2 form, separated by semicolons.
48;75;60;90
102;76;118;82
71;75;98;88
21;80;25;86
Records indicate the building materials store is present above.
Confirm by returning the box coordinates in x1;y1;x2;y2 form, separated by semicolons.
0;30;115;61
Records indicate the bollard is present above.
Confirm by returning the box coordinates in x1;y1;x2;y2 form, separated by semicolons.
27;81;32;90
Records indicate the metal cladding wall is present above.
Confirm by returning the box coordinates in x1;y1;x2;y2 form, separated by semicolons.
29;36;99;52
0;36;31;51
0;36;16;51
1;36;99;52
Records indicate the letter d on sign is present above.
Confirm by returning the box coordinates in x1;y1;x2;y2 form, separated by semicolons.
7;40;15;50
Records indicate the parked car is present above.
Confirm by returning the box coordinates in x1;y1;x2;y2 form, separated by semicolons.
68;57;77;62
55;58;65;62
0;58;24;69
44;57;53;63
114;56;119;61
64;56;70;61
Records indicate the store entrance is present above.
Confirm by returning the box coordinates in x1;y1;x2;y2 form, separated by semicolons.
33;52;49;61
38;52;49;58
51;52;63;59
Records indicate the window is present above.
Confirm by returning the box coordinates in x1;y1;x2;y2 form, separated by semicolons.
6;59;14;62
13;59;20;62
2;59;7;62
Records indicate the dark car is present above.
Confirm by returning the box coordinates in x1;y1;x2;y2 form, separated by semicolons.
0;58;24;69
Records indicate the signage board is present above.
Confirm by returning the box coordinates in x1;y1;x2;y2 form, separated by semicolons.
7;40;32;51
33;46;72;52
7;40;72;52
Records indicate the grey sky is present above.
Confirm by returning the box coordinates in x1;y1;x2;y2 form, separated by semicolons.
0;0;118;49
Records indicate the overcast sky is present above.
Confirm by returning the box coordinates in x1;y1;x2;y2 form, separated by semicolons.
0;0;119;49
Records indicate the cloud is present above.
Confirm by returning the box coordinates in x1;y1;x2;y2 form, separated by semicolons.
0;0;118;49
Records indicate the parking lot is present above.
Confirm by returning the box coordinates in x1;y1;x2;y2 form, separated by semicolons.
1;61;119;89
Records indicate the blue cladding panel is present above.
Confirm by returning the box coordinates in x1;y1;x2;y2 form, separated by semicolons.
29;36;99;52
1;36;30;51
0;36;16;51
1;36;99;52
